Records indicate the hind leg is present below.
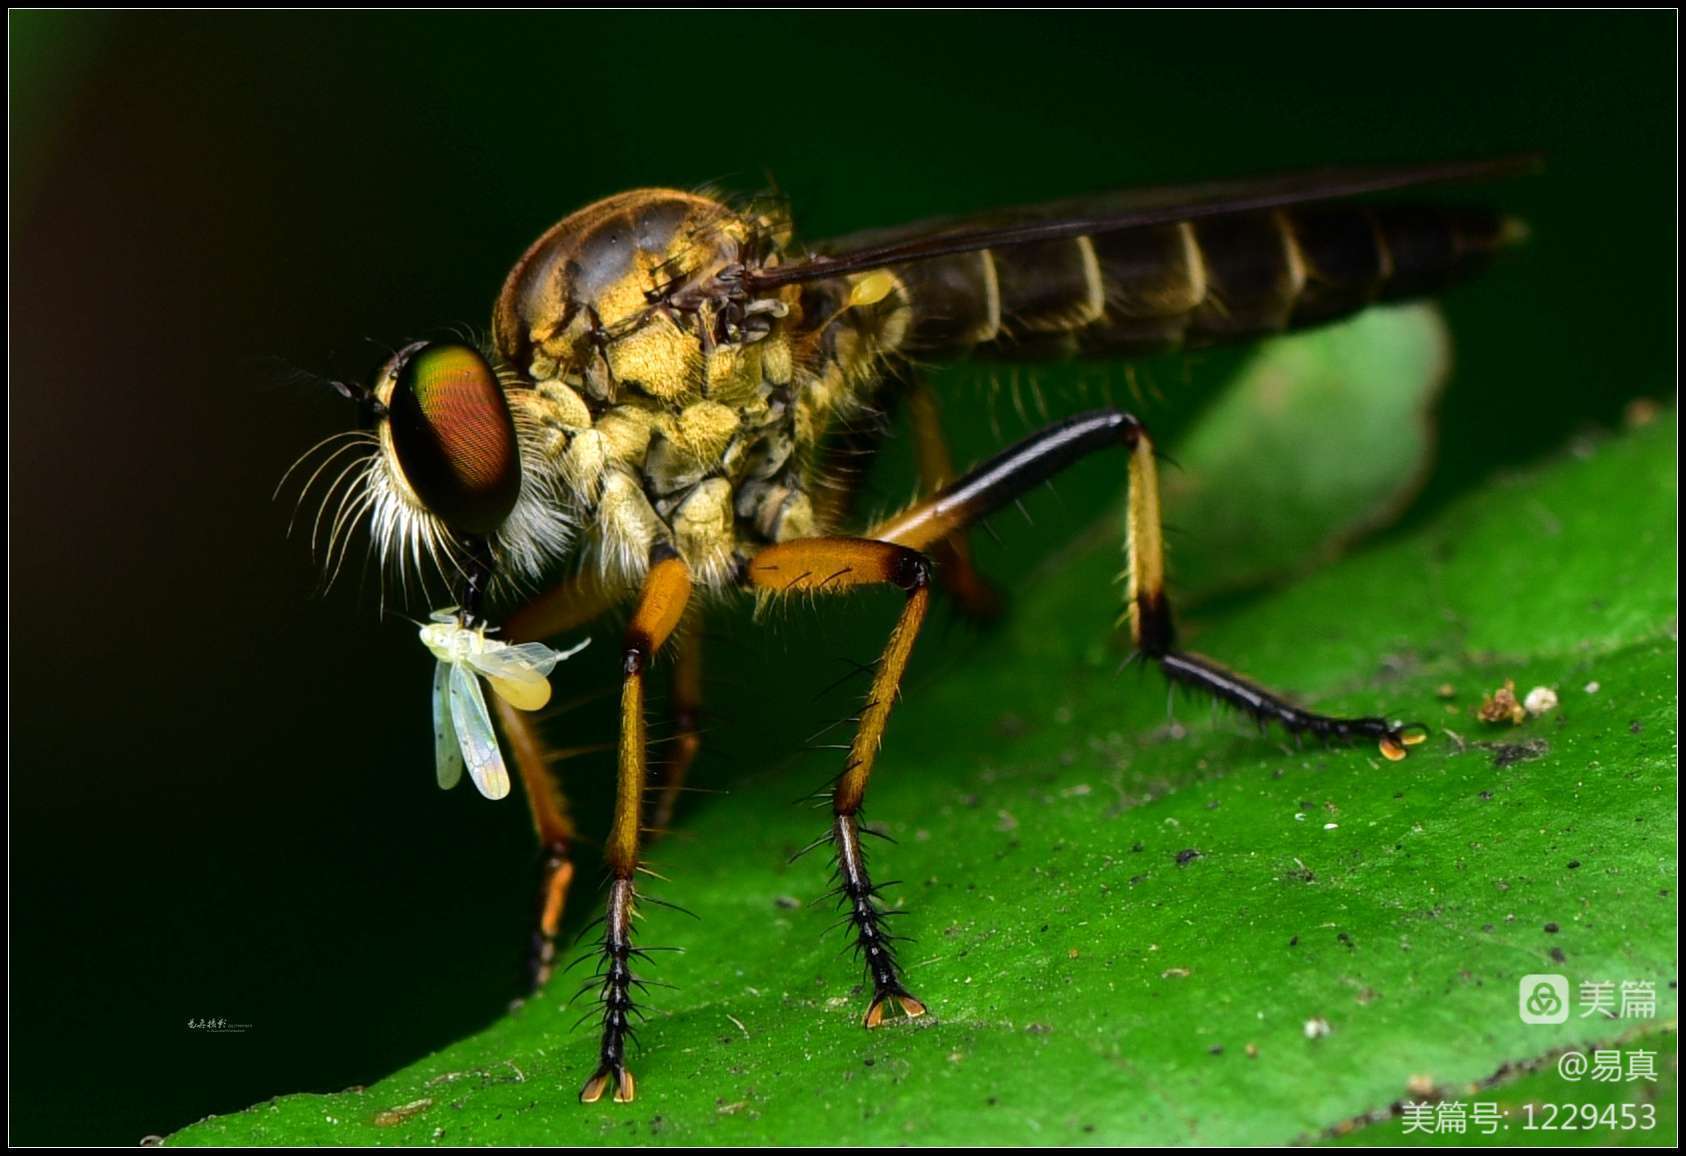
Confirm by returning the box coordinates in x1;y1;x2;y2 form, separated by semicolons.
870;409;1427;757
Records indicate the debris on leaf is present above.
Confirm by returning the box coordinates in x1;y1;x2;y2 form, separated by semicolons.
1523;686;1559;716
1477;679;1527;725
1303;1016;1332;1039
1484;739;1550;768
372;1098;433;1127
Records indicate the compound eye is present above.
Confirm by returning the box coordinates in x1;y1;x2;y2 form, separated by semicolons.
386;343;521;534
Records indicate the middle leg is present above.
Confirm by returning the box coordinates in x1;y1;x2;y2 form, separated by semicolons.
498;569;621;991
745;537;933;1027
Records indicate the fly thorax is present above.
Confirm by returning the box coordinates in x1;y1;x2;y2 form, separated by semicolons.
494;190;758;406
487;189;818;587
669;478;737;582
644;402;742;498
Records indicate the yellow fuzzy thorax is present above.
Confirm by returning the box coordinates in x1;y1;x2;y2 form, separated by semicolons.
491;189;910;592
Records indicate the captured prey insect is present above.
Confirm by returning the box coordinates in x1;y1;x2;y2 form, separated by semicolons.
419;611;590;800
282;156;1533;1103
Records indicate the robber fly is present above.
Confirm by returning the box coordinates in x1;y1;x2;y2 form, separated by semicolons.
284;157;1532;1103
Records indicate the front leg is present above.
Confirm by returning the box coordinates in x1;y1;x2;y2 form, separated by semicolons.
745;538;933;1027
578;546;692;1104
499;571;619;991
490;696;576;991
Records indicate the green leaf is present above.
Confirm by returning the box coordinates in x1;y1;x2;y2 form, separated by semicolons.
1162;304;1450;599
168;414;1675;1146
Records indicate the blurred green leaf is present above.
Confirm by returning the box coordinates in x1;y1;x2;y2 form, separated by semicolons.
1163;303;1450;599
168;408;1674;1146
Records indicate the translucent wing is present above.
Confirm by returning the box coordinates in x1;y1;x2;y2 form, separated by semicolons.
449;663;510;800
473;641;565;679
747;155;1539;291
471;637;591;712
433;660;464;790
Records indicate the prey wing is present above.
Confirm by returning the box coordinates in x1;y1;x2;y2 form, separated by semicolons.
449;662;511;800
433;660;464;790
470;638;591;712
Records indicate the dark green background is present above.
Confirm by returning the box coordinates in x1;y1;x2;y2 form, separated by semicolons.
10;12;1674;1145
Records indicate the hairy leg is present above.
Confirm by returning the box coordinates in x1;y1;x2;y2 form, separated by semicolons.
499;571;620;989
578;547;693;1104
871;409;1426;757
744;538;933;1027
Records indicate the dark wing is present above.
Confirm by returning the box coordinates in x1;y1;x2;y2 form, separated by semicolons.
746;155;1540;291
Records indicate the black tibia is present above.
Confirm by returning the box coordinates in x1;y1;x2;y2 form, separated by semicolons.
578;877;639;1104
872;410;1144;544
873;409;1426;760
832;813;926;1028
1156;655;1424;754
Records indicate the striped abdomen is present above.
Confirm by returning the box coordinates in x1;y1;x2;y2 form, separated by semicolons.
881;205;1518;359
